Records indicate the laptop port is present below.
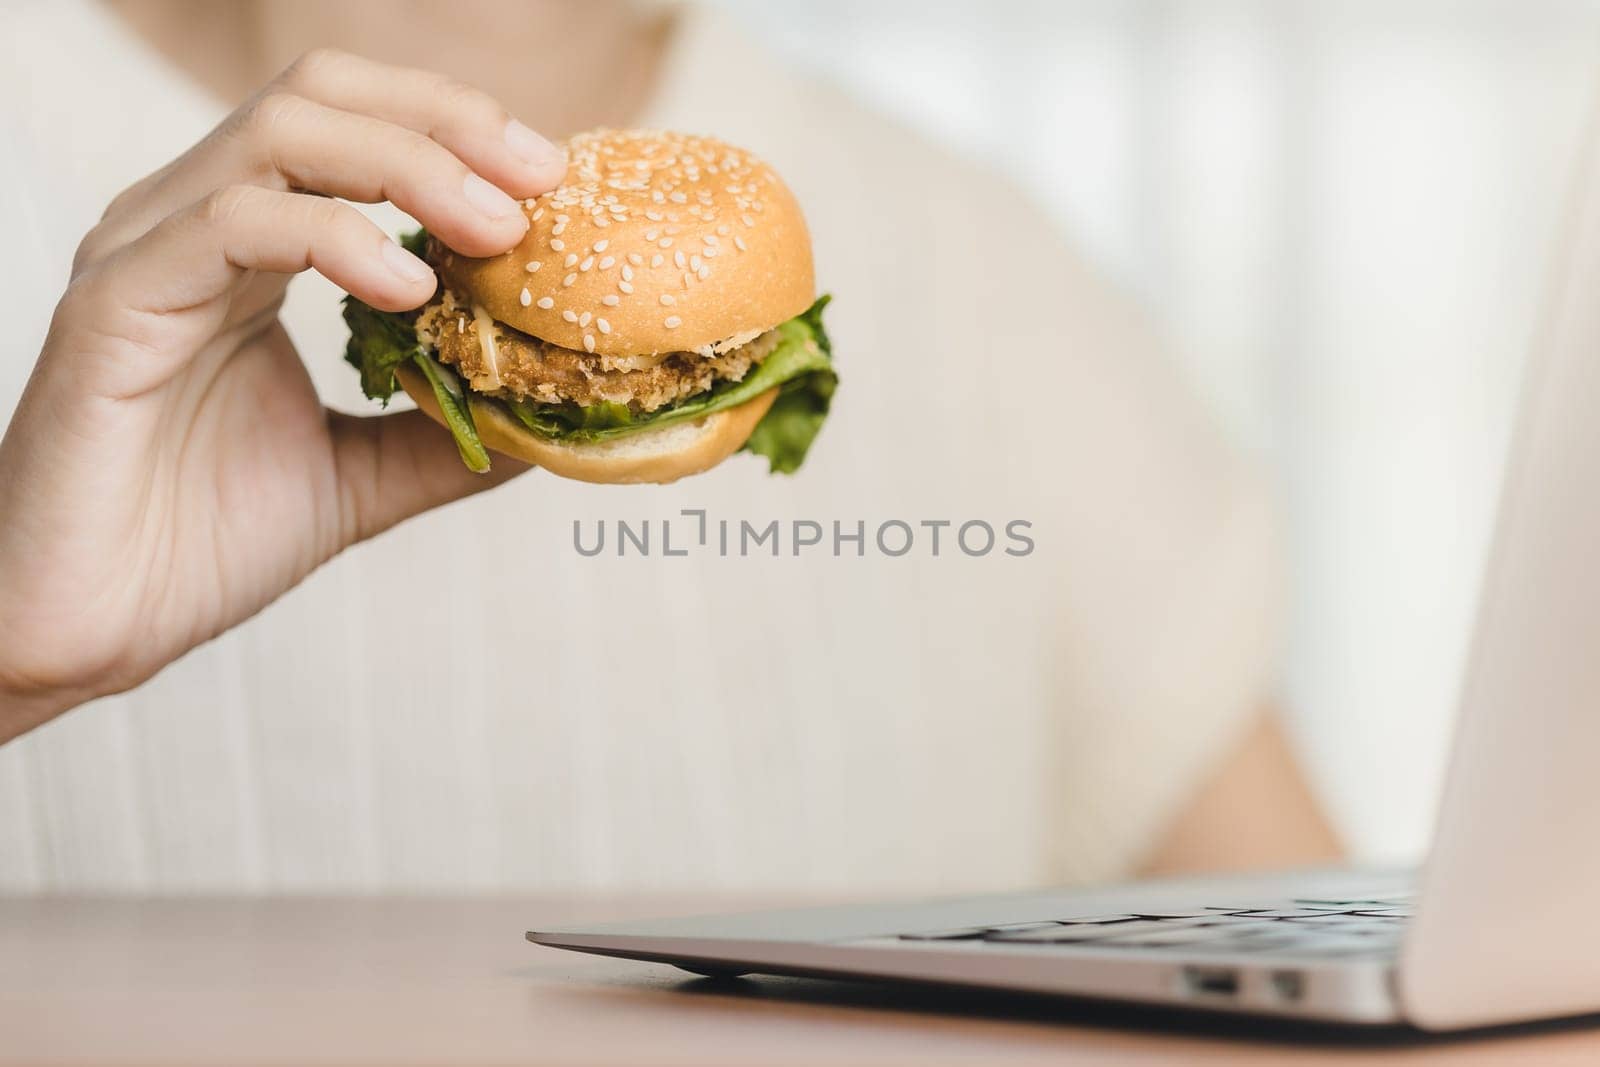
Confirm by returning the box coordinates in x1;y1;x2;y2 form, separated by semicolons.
1269;969;1305;1002
1181;965;1240;998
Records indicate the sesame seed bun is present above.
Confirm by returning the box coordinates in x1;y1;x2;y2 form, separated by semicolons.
394;363;779;485
435;128;814;357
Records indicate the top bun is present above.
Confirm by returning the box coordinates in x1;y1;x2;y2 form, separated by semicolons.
435;128;814;358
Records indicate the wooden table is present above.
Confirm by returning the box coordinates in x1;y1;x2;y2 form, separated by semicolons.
2;895;1598;1065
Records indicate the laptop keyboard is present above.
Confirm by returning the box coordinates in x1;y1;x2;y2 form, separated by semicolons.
895;895;1412;959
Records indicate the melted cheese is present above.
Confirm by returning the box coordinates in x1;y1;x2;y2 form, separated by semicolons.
693;328;764;359
471;304;503;390
602;351;672;372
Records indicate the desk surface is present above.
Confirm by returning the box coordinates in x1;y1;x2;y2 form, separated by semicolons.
2;895;1598;1066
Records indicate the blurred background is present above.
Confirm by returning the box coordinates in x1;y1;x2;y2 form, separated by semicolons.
4;0;1599;880
704;0;1600;863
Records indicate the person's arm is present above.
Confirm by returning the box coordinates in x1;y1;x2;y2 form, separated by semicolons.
1139;707;1343;875
0;49;566;741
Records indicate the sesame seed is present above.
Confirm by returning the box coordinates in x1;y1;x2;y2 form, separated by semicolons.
716;224;731;236
650;254;664;268
645;229;660;241
664;316;681;328
457;317;465;333
602;294;620;306
580;256;595;271
690;254;702;270
593;239;609;252
536;296;555;309
703;234;719;246
532;208;545;221
669;191;687;203
659;237;673;248
525;260;542;272
741;215;754;227
579;311;592;327
621;264;634;282
520;288;532;307
597;318;611;334
563;272;577;286
552;222;567;236
599;256;615;269
594;216;610;227
564;253;578;268
697;265;711;280
645;210;663;221
619;280;634;294
562;309;578;323
734;236;747;251
550;238;565;251
583;333;596;352
674;250;687;269
556;213;569;223
660;294;676;306
703;247;719;258
627;253;643;266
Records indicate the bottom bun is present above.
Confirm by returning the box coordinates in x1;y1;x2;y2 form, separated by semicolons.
395;362;778;485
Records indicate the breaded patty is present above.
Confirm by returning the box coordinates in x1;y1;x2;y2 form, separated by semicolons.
416;289;777;413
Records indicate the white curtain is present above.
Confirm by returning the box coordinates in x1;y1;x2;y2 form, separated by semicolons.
713;0;1600;860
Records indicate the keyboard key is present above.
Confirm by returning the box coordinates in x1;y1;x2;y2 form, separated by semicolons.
986;920;1173;943
1223;908;1351;919
1294;896;1411;908
897;927;991;941
1193;920;1287;935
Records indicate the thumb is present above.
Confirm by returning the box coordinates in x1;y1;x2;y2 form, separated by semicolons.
326;407;531;547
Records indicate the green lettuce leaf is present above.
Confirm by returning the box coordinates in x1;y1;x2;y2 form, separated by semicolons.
410;351;490;474
741;296;835;474
503;397;638;436
398;228;430;259
341;296;419;404
499;295;835;468
343;280;837;475
339;228;435;402
342;292;491;473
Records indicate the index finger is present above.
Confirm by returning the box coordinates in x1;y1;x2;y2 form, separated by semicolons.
277;48;567;199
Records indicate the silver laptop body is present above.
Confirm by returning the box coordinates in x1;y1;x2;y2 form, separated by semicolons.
529;112;1600;1032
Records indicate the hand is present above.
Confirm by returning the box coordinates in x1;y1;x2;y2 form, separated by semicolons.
0;49;565;739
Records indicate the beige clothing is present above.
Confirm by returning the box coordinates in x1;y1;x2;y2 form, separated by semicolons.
0;2;1279;892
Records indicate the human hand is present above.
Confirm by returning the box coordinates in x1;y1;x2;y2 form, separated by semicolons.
0;49;565;739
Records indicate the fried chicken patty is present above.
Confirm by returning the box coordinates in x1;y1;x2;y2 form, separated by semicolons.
415;289;778;413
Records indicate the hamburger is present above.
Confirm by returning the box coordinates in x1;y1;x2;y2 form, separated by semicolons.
342;128;835;484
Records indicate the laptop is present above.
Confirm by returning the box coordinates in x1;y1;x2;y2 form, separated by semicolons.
527;119;1600;1033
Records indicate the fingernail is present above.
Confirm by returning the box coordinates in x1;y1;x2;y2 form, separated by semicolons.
463;172;524;221
381;239;433;283
505;118;563;168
